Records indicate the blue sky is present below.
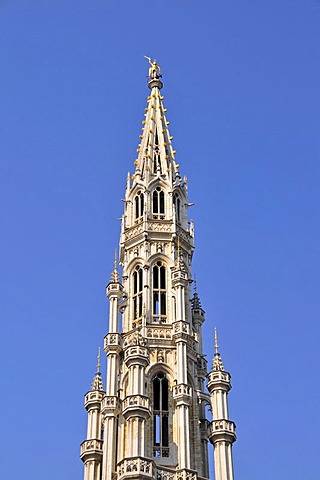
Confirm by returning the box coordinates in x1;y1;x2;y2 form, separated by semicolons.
1;1;319;479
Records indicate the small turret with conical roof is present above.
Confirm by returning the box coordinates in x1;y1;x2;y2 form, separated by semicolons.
207;328;236;480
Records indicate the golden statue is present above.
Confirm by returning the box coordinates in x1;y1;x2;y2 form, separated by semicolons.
144;55;162;79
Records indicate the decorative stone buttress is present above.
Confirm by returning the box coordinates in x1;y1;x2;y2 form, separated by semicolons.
80;60;236;480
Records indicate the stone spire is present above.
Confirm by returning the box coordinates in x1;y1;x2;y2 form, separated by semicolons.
129;57;181;190
109;250;119;283
212;327;225;372
91;347;104;391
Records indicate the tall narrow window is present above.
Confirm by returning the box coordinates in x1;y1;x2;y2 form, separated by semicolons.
153;372;169;457
134;191;144;220
153;129;162;174
173;192;181;222
133;266;143;325
152;188;165;219
153;261;166;323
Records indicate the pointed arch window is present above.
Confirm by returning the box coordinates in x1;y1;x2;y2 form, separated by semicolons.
152;187;165;220
133;266;143;325
134;191;144;220
153;261;166;323
152;372;169;457
173;192;181;222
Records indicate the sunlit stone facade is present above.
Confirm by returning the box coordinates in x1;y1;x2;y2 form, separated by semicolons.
80;61;236;480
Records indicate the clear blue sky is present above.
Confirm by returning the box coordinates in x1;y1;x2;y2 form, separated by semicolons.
1;1;319;479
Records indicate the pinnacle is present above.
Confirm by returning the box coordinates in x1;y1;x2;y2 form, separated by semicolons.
110;250;119;283
212;328;225;371
91;347;104;391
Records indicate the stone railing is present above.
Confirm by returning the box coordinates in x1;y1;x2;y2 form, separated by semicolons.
80;438;103;457
84;390;105;406
124;345;148;360
207;370;230;384
147;220;172;233
104;333;122;353
210;419;235;434
101;395;120;414
176;469;197;480
173;383;192;398
146;325;172;340
124;222;144;241
118;459;203;480
122;395;149;411
118;457;153;479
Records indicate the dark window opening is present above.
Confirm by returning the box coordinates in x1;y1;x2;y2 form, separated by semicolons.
153;188;165;219
152;262;166;323
135;191;144;220
153;373;169;458
133;266;143;326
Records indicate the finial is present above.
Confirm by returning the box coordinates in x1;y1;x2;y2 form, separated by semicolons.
214;327;219;354
96;347;101;373
177;236;181;258
212;327;224;372
91;347;104;391
194;274;197;294
110;249;119;283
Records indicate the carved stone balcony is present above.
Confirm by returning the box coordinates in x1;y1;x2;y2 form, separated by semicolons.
173;383;192;405
118;456;153;480
207;370;231;393
176;469;198;480
101;395;121;416
106;281;123;299
104;333;122;354
124;345;149;367
80;438;103;462
208;419;236;444
122;394;150;420
84;390;105;410
172;321;190;342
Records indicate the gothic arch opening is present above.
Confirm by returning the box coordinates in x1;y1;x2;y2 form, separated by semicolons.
152;187;165;219
152;261;166;323
152;372;169;458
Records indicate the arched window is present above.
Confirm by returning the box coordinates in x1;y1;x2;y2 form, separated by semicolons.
133;266;143;325
153;261;166;323
173;192;181;222
134;191;144;220
152;372;169;458
153;187;165;220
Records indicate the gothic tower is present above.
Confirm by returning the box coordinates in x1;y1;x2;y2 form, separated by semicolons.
80;60;236;480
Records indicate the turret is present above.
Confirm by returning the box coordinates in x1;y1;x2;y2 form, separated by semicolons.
207;329;236;480
80;349;105;480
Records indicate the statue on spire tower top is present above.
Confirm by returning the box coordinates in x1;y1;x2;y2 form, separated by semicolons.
144;55;162;80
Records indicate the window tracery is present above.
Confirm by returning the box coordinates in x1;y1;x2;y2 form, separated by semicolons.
132;265;143;326
152;261;166;323
152;187;165;219
134;191;144;220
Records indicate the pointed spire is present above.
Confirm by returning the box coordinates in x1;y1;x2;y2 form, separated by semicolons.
91;347;104;391
191;274;202;309
110;250;119;283
212;328;225;371
131;58;181;187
